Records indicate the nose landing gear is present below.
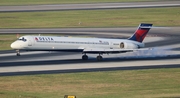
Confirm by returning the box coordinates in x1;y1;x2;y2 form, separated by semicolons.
16;50;20;56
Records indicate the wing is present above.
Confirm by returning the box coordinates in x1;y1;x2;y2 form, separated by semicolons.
83;48;151;54
83;48;135;54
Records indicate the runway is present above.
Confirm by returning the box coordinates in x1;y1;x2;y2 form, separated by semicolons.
0;50;180;76
0;27;180;76
0;1;180;12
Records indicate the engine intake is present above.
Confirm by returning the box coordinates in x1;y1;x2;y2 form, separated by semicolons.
120;42;138;49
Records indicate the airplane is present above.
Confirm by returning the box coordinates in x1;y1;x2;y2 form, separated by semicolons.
10;23;153;61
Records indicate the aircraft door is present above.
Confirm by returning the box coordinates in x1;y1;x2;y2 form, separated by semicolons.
28;37;32;46
28;40;32;46
110;42;113;49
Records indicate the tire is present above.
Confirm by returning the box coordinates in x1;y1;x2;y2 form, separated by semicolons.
97;56;103;61
82;55;88;60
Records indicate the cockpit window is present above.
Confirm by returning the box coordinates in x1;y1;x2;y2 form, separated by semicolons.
18;37;27;42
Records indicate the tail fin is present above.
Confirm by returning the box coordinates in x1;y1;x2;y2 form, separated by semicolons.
128;23;153;42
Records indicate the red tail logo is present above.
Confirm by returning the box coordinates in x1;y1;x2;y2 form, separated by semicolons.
128;23;153;42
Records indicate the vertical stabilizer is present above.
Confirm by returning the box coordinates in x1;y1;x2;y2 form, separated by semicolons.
128;23;153;42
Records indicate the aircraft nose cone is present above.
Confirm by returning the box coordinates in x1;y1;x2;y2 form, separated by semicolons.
10;42;15;49
10;42;19;49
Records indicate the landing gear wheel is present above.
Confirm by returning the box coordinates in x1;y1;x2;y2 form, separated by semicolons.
97;55;103;61
16;50;20;56
16;53;20;56
82;55;88;60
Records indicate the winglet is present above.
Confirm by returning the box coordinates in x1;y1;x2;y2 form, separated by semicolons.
128;23;153;42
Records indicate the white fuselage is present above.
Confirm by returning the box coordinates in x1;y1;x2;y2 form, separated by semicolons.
11;35;144;52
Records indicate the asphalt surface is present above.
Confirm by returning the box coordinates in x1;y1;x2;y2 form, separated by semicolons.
0;1;180;12
1;54;180;67
1;64;180;76
0;27;180;35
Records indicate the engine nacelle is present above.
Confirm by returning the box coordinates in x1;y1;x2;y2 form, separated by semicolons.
120;42;139;49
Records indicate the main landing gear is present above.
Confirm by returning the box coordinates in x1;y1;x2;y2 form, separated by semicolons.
96;55;103;61
82;53;103;61
82;54;88;60
16;50;20;56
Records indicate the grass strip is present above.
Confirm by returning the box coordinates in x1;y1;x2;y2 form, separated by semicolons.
0;7;179;28
0;34;17;50
0;68;180;98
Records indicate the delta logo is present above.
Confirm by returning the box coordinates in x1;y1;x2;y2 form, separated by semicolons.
35;37;54;41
